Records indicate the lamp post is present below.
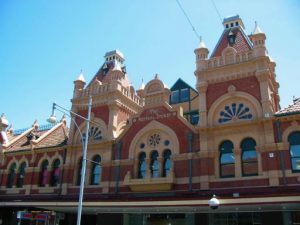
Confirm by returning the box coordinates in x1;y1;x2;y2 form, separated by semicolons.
47;95;92;225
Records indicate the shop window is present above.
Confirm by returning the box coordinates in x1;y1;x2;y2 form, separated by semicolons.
163;150;172;177
288;132;300;172
77;157;83;186
150;151;159;178
51;159;61;186
40;160;49;187
138;152;147;179
219;140;235;178
241;138;258;176
91;155;101;185
17;162;26;188
7;163;16;188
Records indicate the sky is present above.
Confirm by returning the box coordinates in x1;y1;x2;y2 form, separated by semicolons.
1;0;300;130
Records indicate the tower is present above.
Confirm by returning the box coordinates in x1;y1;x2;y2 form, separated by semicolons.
194;15;280;164
70;50;143;143
194;38;209;71
251;22;267;57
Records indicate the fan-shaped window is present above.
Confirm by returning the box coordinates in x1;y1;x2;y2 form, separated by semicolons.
17;162;26;188
40;160;49;187
219;103;253;124
163;150;172;177
51;159;61;186
150;151;159;178
82;126;102;143
77;157;83;186
138;152;147;179
288;132;300;172
7;163;16;188
91;155;101;185
241;138;258;176
219;141;235;178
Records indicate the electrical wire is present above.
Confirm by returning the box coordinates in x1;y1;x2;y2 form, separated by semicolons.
175;0;200;40
210;0;223;23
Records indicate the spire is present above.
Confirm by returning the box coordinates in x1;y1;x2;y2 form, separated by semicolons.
76;70;86;83
198;36;207;49
139;79;145;90
253;21;263;34
32;120;39;130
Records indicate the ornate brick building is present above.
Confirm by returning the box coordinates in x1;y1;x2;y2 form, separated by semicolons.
1;15;300;225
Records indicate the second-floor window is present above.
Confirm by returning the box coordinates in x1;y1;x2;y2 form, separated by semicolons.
170;88;190;104
17;162;27;188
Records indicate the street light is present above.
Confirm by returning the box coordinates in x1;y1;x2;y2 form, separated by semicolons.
208;194;220;210
47;95;92;225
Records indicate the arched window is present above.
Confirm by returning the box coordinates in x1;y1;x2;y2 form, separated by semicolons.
150;151;159;178
241;138;258;176
17;162;26;188
7;163;16;188
40;160;49;187
91;155;101;185
77;157;83;186
138;152;146;179
51;159;61;186
288;132;300;172
163;149;172;177
219;141;235;178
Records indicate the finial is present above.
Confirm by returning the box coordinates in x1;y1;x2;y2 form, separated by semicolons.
139;78;145;90
198;36;207;49
154;73;159;79
75;70;86;83
0;113;9;127
253;21;263;34
60;114;67;125
32;120;39;130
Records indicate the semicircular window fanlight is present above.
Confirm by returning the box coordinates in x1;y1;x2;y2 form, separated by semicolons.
218;103;253;124
82;126;102;143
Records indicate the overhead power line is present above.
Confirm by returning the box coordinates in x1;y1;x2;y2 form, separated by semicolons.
175;0;200;41
210;0;223;23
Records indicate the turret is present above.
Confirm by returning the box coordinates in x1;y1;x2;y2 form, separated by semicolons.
73;71;86;98
251;22;267;57
194;37;209;71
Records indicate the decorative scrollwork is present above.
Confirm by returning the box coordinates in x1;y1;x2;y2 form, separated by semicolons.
218;103;253;124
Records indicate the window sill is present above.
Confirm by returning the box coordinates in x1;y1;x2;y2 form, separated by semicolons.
123;171;175;192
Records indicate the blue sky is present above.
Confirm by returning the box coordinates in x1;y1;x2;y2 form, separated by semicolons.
1;0;300;129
